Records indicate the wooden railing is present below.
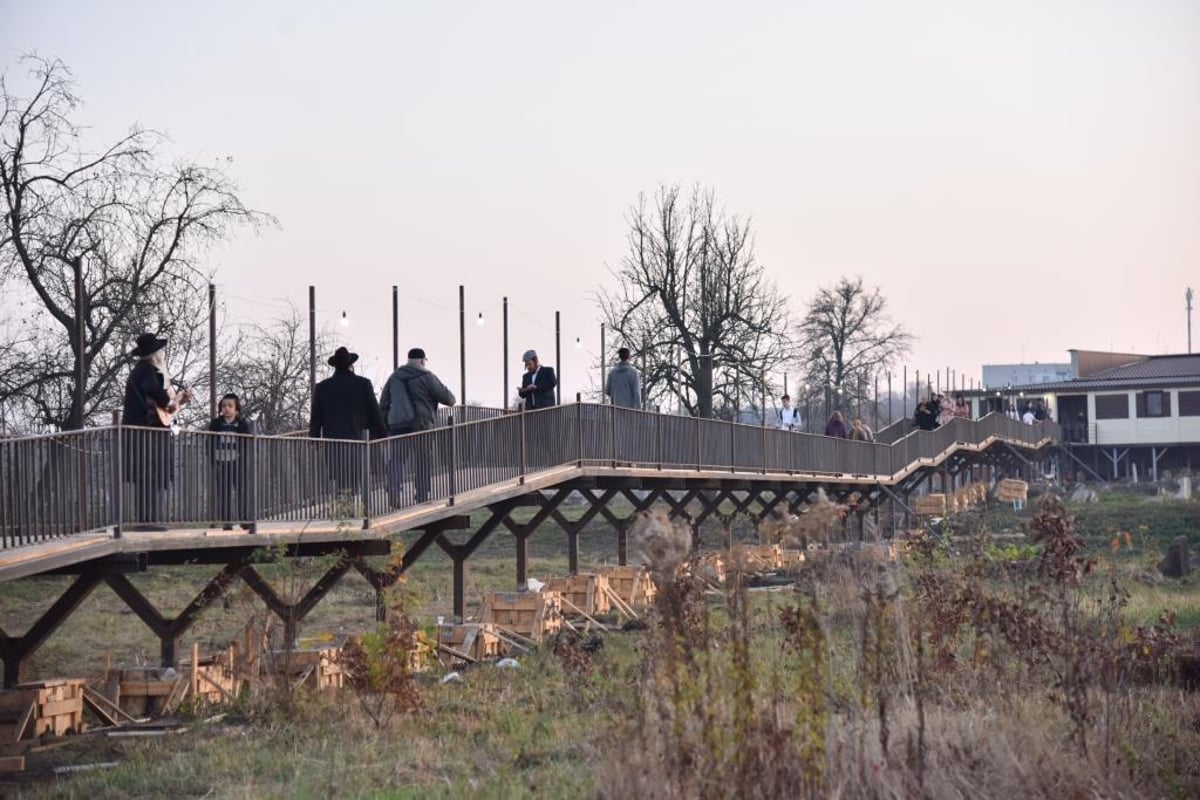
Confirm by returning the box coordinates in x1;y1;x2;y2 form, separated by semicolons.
0;404;1058;549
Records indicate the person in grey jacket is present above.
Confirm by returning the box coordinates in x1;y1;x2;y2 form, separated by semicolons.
380;348;456;505
604;347;642;409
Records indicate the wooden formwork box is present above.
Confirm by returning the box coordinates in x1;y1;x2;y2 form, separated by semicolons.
734;544;784;572
996;479;1029;503
778;548;807;570
545;573;613;616
114;666;183;718
598;566;657;608
0;679;86;742
343;631;431;674
188;651;242;706
437;623;504;664
269;645;344;691
694;553;727;584
912;494;947;517
108;643;245;718
478;590;563;644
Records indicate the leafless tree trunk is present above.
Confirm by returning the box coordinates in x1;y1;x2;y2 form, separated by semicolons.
797;276;913;417
0;55;269;431
599;185;793;419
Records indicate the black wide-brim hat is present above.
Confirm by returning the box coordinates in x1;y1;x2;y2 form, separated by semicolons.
328;346;359;368
132;333;168;358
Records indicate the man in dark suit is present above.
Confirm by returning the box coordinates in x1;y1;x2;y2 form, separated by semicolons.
517;349;557;410
309;347;387;497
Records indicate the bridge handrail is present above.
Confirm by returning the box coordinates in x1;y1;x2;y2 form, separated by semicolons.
0;403;1058;550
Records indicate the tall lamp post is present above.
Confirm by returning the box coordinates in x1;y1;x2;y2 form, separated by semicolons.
502;297;509;410
458;285;466;404
554;311;562;405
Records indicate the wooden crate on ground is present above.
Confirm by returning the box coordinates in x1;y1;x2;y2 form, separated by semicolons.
912;493;947;517
598;566;657;608
478;591;563;644
268;643;344;691
0;679;87;741
733;544;783;572
779;548;807;569
695;552;726;584
996;479;1029;503
545;573;612;617
437;622;503;664
113;667;182;718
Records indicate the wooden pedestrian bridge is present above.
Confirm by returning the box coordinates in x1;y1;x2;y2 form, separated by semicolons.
0;403;1058;685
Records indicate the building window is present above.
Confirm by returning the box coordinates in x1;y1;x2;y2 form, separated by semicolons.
1136;391;1171;418
1179;391;1200;417
1094;394;1129;420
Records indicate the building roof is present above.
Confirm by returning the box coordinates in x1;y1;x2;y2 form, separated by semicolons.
1009;353;1200;393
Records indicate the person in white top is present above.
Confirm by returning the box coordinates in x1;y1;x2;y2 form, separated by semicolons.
1021;406;1036;425
777;394;801;431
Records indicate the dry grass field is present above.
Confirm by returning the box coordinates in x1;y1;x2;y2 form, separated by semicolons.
1;489;1199;799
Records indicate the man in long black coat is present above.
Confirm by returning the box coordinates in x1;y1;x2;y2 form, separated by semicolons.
309;347;387;498
121;333;186;530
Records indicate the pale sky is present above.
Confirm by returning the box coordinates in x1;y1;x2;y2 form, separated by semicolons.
4;0;1198;407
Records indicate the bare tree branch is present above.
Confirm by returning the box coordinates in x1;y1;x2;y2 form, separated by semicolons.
0;55;274;430
796;275;913;421
598;185;794;418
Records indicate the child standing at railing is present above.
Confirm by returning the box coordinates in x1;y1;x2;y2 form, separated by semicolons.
208;393;254;531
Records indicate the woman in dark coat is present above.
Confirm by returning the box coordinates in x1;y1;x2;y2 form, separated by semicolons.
824;411;849;439
121;333;188;529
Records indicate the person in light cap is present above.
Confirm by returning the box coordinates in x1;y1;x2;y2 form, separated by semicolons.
517;349;557;409
380;347;456;505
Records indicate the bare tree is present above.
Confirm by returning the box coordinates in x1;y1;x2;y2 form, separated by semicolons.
218;304;331;435
796;276;913;417
599;185;793;418
0;55;268;431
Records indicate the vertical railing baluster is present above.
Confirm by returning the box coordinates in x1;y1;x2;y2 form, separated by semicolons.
655;406;662;470
695;414;702;471
360;430;371;529
576;394;584;467
761;421;768;474
609;403;617;468
112;411;123;538
249;428;259;533
730;419;736;473
518;407;526;484
448;413;458;506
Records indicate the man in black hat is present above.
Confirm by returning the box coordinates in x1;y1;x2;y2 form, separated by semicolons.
121;333;190;530
309;347;387;495
380;347;456;505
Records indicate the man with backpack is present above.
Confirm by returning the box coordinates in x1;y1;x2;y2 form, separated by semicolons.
380;347;456;505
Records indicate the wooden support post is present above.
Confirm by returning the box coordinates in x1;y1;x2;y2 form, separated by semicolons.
436;508;514;622
568;530;579;575
452;556;466;622
0;572;104;687
240;556;353;651
106;557;252;667
516;532;529;588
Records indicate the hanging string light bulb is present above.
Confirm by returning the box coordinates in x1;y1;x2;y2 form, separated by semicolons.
340;310;350;328
477;312;485;326
574;336;582;349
